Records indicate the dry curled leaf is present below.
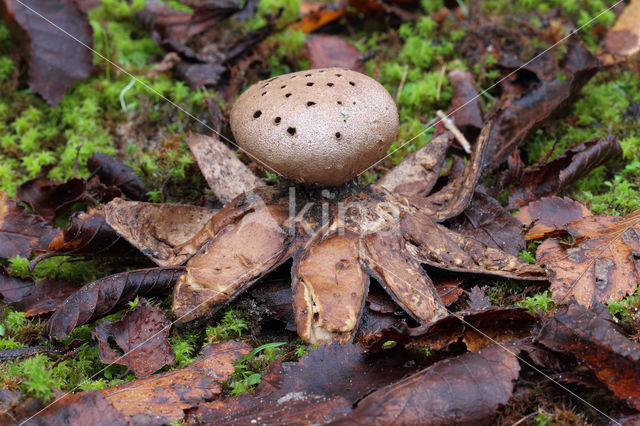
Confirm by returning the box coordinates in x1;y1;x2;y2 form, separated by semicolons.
87;153;146;201
94;300;174;378
0;191;57;258
0;267;77;317
339;344;520;425
0;0;94;106
45;267;183;339
508;137;622;208
43;209;138;259
102;341;251;421
537;209;640;307
448;69;483;141
514;196;591;240
16;177;86;222
104;198;218;267
487;36;599;168
537;303;640;409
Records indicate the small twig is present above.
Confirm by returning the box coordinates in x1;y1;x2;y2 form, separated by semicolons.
512;410;540;426
0;345;62;362
436;110;472;154
396;64;409;100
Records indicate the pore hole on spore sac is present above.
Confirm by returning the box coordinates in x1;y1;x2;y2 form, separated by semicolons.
285;93;292;98
253;110;262;118
335;132;341;139
306;82;314;87
274;117;281;124
307;101;316;107
287;127;296;136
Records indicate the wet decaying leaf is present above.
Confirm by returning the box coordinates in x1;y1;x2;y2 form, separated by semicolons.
537;209;640;307
306;35;364;72
0;190;57;258
363;306;536;353
94;300;174;378
186;134;265;204
537;303;640;410
487;36;600;168
16;177;86;222
102;341;250;421
508;137;622;208
374;133;449;199
104;198;218;267
514;196;591;240
0;267;77;317
45;267;183;339
0;0;94;106
448;69;484;141
189;343;428;424
41;209;138;260
599;0;640;65
197;344;520;425
448;191;525;256
87;153;146;201
6;391;128;426
340;344;520;425
465;285;492;310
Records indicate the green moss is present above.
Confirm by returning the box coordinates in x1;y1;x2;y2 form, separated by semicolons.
607;288;640;322
206;309;249;344
518;291;555;313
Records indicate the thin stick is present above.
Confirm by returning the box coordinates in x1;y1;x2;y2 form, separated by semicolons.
436;110;472;154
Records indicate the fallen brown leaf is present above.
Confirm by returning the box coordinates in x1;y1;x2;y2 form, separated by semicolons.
599;0;640;65
291;3;345;33
94;300;174;378
306;35;364;72
448;69;484;142
45;267;182;339
487;36;600;168
16;177;86;222
508;137;621;208
0;267;77;317
0;0;93;106
514;196;591;240
43;209;138;259
537;209;640;307
87;153;147;201
537;303;640;409
363;306;536;353
0;190;57;258
6;391;127;426
449;190;525;256
190;343;430;423
340;344;520;425
102;341;251;421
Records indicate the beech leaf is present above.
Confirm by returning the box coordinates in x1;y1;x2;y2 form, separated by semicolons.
537;209;640;307
93;300;174;378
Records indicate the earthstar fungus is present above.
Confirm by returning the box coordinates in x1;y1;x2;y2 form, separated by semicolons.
83;71;547;346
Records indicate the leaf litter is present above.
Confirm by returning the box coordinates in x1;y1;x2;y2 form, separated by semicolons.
1;0;639;423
